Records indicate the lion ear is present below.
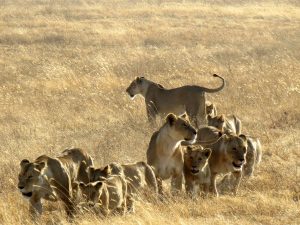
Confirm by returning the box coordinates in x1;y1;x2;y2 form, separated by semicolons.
203;148;212;158
180;112;188;119
166;113;177;126
20;159;30;167
186;146;193;154
88;166;95;177
239;134;247;143
94;181;103;190
136;77;143;83
103;165;111;176
35;162;45;171
218;130;223;137
207;114;212;120
219;115;225;122
79;182;86;188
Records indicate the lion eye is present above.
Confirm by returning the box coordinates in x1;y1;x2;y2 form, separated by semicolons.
28;175;33;179
232;148;237;151
198;157;202;161
190;156;193;160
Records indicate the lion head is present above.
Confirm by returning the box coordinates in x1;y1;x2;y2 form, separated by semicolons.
206;103;214;115
184;145;211;174
224;134;248;171
207;114;225;131
89;165;111;182
126;77;147;99
18;159;46;198
79;181;103;204
165;113;197;144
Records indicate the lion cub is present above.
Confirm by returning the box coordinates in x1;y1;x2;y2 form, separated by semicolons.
184;145;211;197
79;174;127;216
207;114;242;135
206;101;217;117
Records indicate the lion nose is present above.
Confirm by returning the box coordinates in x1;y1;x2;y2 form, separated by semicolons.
192;129;197;135
18;185;24;190
239;158;245;163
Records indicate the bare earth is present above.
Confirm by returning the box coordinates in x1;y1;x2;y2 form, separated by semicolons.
0;0;299;224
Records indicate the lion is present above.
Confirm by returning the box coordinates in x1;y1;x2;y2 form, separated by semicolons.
86;161;157;212
146;113;197;195
194;126;262;178
206;101;217;117
243;136;262;177
78;174;127;216
199;133;248;196
207;114;242;135
183;145;212;197
126;74;225;128
18;148;93;218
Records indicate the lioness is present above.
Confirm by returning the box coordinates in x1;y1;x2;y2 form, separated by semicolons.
244;137;262;177
195;127;262;178
87;161;157;212
207;114;242;135
18;148;93;218
200;134;248;196
79;174;127;216
184;145;211;197
126;74;225;128
206;101;217;117
147;113;197;195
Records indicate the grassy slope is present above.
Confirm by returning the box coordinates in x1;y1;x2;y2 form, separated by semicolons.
0;0;299;224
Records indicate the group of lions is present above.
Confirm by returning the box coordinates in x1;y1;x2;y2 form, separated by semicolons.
18;74;262;220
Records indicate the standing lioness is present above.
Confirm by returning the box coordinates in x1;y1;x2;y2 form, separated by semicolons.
126;74;225;127
147;113;197;195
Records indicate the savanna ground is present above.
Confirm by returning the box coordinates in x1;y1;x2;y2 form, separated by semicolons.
0;0;299;224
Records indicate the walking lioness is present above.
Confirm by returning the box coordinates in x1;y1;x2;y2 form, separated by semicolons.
126;74;225;127
202;134;248;196
147;113;197;195
18;148;93;218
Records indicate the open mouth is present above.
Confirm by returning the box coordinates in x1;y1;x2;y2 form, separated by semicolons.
232;162;243;169
191;169;200;174
126;91;134;98
22;192;33;197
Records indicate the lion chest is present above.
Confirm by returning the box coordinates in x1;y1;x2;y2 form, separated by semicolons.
154;148;183;180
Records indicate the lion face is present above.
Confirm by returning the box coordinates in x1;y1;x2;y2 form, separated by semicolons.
18;159;45;198
206;104;214;115
126;77;146;99
207;115;225;131
224;134;248;171
89;165;111;182
79;181;103;204
166;113;197;143
184;145;211;174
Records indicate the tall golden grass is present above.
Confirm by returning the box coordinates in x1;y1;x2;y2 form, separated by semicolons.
0;0;299;224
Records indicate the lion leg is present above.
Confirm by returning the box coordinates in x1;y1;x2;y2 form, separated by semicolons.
210;173;219;197
156;177;163;196
171;173;183;195
146;102;157;125
29;196;42;219
184;178;194;197
197;98;207;127
50;179;75;218
126;195;135;213
187;100;206;129
203;183;210;195
231;171;242;195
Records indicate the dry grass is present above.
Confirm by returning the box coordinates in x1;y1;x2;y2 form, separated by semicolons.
0;0;299;224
